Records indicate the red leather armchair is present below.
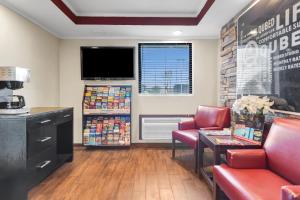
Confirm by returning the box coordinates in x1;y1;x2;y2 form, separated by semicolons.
172;106;231;172
213;118;300;200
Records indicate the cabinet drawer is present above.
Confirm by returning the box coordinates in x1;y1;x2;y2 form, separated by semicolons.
27;124;56;158
27;114;55;129
27;146;57;188
57;109;73;124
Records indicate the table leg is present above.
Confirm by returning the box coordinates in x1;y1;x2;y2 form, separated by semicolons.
198;140;205;178
213;148;221;165
194;148;198;173
172;138;175;158
213;148;222;199
213;181;222;200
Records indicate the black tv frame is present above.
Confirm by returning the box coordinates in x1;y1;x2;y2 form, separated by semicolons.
80;46;135;80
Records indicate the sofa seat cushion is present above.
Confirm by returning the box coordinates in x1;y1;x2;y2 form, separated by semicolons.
214;164;292;200
172;129;199;149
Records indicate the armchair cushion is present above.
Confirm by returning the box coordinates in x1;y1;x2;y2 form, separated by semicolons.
178;120;195;130
282;186;300;200
172;129;198;149
173;106;231;151
227;149;267;169
213;164;292;200
194;106;231;129
264;118;300;184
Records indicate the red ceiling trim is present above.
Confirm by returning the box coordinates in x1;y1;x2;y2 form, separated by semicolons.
76;16;197;26
196;0;215;22
51;0;215;26
51;0;77;23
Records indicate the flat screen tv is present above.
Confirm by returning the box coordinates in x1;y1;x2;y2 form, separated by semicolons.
81;46;134;80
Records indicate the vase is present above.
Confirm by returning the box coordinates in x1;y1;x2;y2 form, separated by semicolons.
232;111;265;143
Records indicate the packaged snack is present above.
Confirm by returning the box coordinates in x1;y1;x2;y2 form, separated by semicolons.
107;133;114;144
95;135;102;145
89;133;96;145
113;134;119;143
83;133;90;145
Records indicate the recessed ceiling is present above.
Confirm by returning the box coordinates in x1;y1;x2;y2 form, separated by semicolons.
51;0;214;25
62;0;204;17
1;0;253;39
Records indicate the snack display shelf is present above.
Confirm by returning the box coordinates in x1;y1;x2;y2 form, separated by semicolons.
82;85;132;147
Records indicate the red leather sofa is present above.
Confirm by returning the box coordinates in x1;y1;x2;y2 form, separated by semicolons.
213;118;300;200
172;106;231;172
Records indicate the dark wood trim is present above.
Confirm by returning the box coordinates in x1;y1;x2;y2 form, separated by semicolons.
51;0;215;26
139;114;194;140
74;143;189;149
51;0;77;23
77;16;196;26
195;0;215;22
73;143;83;147
132;142;189;149
139;114;194;118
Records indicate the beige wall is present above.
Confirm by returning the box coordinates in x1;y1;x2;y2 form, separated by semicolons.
59;39;219;143
0;6;60;107
0;5;219;144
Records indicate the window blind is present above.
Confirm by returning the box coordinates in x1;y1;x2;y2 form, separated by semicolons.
138;43;192;95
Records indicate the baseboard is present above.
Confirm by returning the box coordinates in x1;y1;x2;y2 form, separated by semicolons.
73;143;190;149
131;143;189;149
73;143;83;147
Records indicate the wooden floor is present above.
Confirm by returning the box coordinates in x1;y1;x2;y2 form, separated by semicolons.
29;147;212;200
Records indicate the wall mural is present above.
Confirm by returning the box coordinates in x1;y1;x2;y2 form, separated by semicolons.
237;0;300;112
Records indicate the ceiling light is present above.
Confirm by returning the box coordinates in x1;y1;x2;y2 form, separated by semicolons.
173;31;182;36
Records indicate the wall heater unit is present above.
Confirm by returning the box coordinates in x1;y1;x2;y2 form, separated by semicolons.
140;115;193;140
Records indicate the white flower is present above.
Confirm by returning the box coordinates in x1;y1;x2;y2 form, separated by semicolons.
232;95;274;115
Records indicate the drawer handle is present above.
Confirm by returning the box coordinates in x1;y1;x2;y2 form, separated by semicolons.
63;114;71;118
36;160;51;169
38;137;52;143
40;119;51;124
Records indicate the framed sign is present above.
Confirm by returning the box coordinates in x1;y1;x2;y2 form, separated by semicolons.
237;0;300;113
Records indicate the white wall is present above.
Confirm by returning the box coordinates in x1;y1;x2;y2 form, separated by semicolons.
59;39;219;143
0;6;219;144
0;5;60;107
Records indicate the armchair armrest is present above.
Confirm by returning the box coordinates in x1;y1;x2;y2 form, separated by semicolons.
282;186;300;200
227;149;267;169
200;127;223;131
178;120;195;130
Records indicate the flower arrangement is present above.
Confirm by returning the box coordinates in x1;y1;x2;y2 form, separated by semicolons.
232;96;274;115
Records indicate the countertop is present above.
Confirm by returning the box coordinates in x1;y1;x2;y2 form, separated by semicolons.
0;107;73;118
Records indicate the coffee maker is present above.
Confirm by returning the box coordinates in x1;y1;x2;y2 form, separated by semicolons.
0;67;30;114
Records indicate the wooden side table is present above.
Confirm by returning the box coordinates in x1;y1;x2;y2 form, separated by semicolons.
198;131;261;191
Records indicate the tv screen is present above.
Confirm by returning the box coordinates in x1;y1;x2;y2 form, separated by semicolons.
81;47;134;80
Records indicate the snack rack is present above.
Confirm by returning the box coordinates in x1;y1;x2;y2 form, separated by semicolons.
82;85;131;147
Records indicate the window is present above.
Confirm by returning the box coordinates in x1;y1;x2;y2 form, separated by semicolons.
138;43;192;95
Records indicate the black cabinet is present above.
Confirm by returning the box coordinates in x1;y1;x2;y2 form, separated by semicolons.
27;146;57;187
27;121;57;158
57;109;73;163
0;107;73;200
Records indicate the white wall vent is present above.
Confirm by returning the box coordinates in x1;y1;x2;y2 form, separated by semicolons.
140;115;193;140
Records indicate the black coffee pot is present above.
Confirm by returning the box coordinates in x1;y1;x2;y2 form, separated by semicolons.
0;95;26;109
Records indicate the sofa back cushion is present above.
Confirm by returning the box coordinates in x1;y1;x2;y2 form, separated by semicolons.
264;118;300;184
194;106;230;129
